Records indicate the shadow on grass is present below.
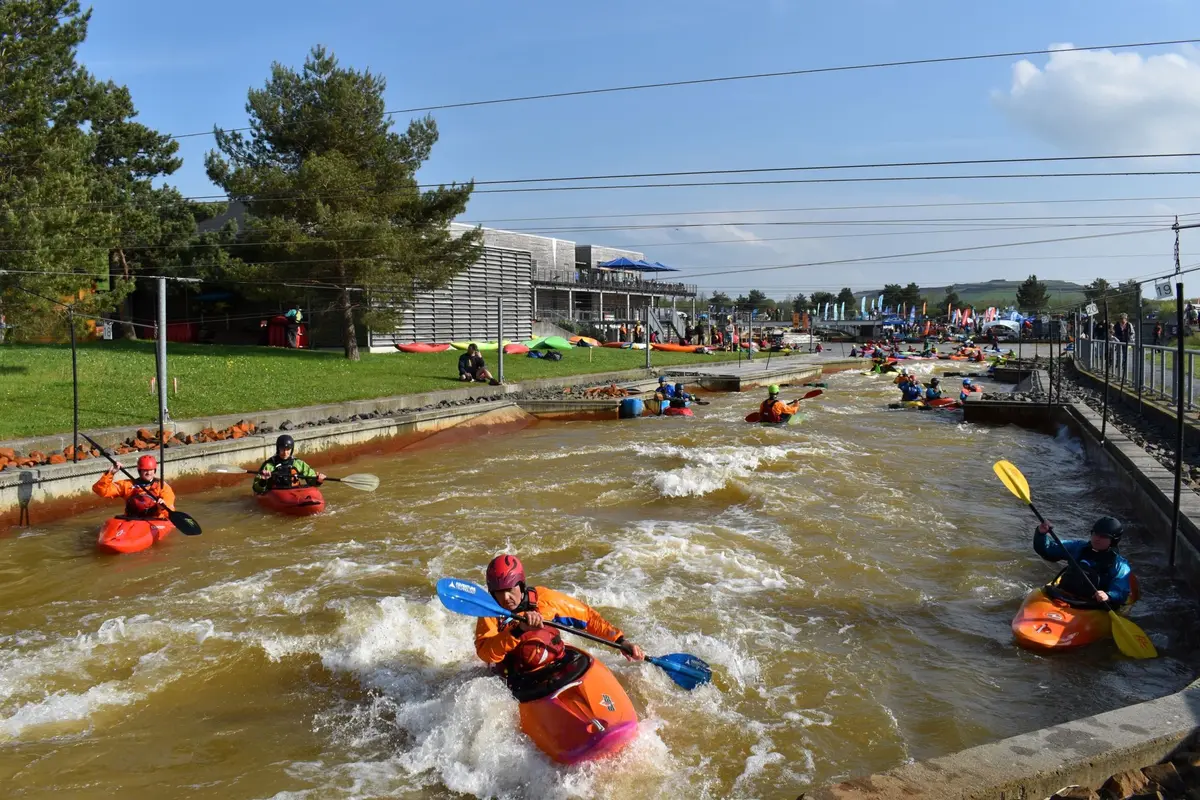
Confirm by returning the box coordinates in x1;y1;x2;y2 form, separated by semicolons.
0;365;29;375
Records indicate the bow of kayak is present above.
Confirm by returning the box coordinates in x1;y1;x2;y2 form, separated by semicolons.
255;487;326;516
517;649;638;764
1012;581;1139;651
96;516;175;554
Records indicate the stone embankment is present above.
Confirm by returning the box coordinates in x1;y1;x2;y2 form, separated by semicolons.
1047;733;1200;799
0;382;636;472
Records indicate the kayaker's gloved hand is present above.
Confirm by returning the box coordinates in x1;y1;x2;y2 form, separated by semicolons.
515;610;544;631
1094;590;1110;604
315;472;326;485
619;642;645;662
258;469;270;480
1037;521;1053;534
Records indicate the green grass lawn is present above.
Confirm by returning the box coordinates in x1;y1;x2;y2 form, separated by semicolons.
0;341;750;439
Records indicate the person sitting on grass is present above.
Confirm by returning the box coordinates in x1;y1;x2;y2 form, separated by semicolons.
458;343;494;383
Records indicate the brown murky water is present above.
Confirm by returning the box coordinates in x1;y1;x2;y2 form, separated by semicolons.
2;363;1197;799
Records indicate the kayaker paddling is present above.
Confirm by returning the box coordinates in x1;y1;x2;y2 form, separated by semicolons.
253;434;326;494
1034;517;1133;608
759;385;798;424
475;555;646;672
92;454;176;519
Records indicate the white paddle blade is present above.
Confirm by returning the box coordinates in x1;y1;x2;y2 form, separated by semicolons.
208;464;251;474
339;473;380;492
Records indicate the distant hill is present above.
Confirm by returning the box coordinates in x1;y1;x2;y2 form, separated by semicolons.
853;279;1087;309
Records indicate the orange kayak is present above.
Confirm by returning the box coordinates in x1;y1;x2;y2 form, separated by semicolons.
650;343;701;353
1012;579;1139;651
517;648;638;764
97;516;174;554
255;487;326;516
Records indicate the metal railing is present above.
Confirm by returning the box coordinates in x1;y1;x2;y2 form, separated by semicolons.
1075;337;1200;410
533;268;697;297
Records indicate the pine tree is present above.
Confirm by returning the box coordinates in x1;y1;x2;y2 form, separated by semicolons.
1016;274;1050;312
0;1;129;338
206;46;482;360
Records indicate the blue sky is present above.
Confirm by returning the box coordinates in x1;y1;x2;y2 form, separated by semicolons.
81;0;1200;299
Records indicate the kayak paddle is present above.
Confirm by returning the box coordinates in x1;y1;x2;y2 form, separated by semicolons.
992;459;1156;660
744;389;823;423
436;577;713;691
79;433;202;536
208;464;380;492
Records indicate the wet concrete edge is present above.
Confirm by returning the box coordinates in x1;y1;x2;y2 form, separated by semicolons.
803;398;1200;800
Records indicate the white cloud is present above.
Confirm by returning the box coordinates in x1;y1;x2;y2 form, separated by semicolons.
993;44;1200;154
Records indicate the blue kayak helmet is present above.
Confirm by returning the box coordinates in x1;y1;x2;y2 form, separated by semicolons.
962;378;972;386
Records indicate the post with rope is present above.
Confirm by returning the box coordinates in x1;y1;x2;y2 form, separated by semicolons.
1101;300;1110;444
1137;290;1144;415
156;277;169;483
496;296;504;385
1046;311;1053;408
69;306;79;462
1172;281;1186;569
645;304;651;372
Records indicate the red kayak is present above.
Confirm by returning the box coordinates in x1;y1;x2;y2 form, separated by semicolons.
255;487;326;516
395;342;451;353
663;406;694;417
96;516;174;554
517;648;638;764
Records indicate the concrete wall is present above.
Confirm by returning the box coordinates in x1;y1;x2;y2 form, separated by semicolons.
808;397;1200;799
0;402;532;529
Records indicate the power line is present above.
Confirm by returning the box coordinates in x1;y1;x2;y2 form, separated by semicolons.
468;169;1200;194
460;196;1200;225
466;152;1200;187
682;227;1167;279
164;38;1200;139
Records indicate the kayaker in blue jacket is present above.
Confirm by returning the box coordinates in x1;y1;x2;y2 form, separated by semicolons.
898;376;923;402
1034;517;1132;608
672;383;692;404
925;378;943;401
654;376;675;400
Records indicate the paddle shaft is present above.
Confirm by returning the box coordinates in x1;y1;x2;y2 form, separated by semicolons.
509;611;633;656
1026;500;1119;613
80;432;146;487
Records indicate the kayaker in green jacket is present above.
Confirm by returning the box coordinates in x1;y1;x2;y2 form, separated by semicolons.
253;434;326;494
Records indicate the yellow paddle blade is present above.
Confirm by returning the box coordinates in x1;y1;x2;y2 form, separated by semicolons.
1110;613;1158;659
993;460;1032;505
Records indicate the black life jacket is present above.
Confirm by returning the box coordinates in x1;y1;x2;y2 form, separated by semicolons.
268;455;301;488
760;398;781;422
1052;547;1117;601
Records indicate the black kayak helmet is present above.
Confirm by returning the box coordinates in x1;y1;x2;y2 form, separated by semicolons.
276;434;295;454
1091;516;1124;541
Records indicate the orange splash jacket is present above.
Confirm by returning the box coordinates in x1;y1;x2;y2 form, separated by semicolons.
474;586;625;665
92;473;176;519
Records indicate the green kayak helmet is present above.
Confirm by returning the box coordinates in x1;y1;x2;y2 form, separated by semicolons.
768;384;780;396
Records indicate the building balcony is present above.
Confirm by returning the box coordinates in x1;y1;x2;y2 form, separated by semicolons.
533;269;696;298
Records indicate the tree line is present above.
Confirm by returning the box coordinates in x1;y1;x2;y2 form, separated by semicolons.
1;1;480;359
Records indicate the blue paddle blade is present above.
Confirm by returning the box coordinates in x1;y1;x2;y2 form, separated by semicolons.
436;577;510;619
647;653;713;691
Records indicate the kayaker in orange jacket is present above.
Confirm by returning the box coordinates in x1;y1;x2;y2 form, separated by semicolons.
92;455;176;520
758;385;797;424
474;555;646;669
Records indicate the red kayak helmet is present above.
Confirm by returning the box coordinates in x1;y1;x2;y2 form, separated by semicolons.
510;628;565;673
486;554;525;592
137;455;157;471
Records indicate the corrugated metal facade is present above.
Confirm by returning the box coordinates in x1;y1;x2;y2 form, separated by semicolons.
369;246;534;347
